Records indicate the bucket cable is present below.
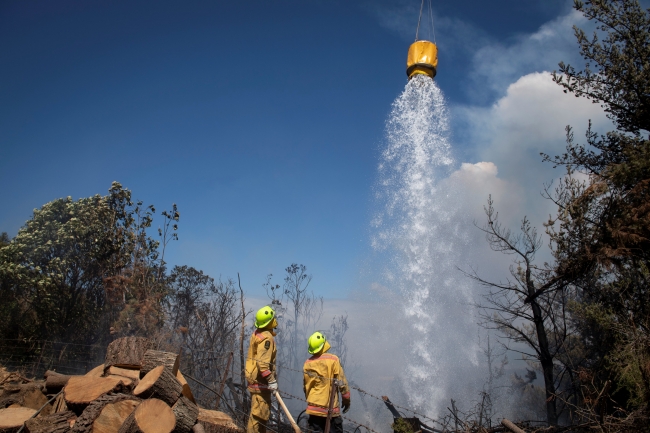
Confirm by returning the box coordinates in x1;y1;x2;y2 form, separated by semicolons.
415;0;424;41
428;0;436;44
415;0;436;43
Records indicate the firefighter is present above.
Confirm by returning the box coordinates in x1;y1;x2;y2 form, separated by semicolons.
245;305;278;433
303;331;350;433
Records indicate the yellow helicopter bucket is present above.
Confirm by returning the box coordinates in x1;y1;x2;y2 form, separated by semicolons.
406;40;438;80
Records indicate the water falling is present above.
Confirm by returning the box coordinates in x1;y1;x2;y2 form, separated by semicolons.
372;75;479;415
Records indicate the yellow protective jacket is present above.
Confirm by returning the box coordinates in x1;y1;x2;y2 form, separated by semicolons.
246;329;277;393
303;348;350;417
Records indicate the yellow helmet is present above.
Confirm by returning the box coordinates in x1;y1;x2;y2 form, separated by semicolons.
255;306;275;329
308;331;326;355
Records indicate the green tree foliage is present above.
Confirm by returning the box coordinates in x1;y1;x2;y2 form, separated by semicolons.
545;0;650;419
0;182;178;345
0;232;9;248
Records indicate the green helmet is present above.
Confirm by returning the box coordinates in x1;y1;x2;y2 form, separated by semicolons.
308;331;326;355
255;306;275;329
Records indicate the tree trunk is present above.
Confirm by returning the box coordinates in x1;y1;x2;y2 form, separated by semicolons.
24;410;76;433
140;351;180;378
105;337;152;369
71;394;140;433
0;407;37;433
175;371;195;404
237;274;248;416
526;268;558;426
117;399;176;433
171;396;199;433
133;366;182;406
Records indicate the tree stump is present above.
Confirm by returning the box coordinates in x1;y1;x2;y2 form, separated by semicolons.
105;337;152;369
197;409;241;433
133;366;182;406
175;371;195;404
24;410;76;433
171;396;199;433
0;406;37;433
140;351;180;378
64;376;124;411
117;399;175;433
71;394;140;433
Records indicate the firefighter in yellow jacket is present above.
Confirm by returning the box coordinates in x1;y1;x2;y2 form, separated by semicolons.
245;306;278;433
303;331;350;433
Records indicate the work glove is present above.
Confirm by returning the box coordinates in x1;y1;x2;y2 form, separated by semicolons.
342;398;351;414
267;380;278;391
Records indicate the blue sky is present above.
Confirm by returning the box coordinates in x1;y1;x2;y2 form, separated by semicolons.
0;0;611;300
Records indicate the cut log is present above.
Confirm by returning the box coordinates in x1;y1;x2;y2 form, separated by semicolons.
197;408;241;433
117;398;175;433
105;337;152;369
20;387;50;414
85;364;106;377
64;376;124;408
175;371;195;404
0;383;50;414
45;372;77;391
106;375;133;387
0;406;37;433
24;410;76;433
192;425;205;433
133;366;182;406
93;399;140;433
71;394;140;433
53;393;68;413
171;396;198;433
501;419;526;433
107;367;140;382
140;350;179;378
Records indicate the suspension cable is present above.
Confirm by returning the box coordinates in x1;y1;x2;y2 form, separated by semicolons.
428;0;436;43
415;0;425;41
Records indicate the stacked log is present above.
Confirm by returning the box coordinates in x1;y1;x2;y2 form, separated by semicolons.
104;338;152;370
132;366;182;405
0;407;37;432
139;351;179;378
197;408;242;433
0;337;241;433
118;399;175;433
24;411;77;433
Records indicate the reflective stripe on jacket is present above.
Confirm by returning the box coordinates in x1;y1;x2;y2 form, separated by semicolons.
246;329;277;393
303;352;350;417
